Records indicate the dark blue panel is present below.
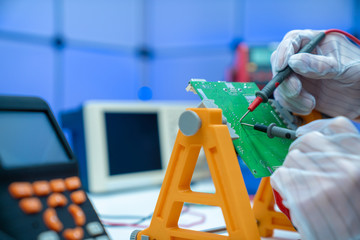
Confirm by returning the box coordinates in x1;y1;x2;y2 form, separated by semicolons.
243;0;353;43
352;121;360;133
105;112;162;175
0;0;54;36
63;49;140;109
354;0;360;35
148;0;237;47
150;50;233;100
63;0;141;47
0;39;55;105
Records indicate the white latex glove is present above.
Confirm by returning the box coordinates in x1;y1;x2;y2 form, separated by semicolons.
271;29;360;119
270;116;360;240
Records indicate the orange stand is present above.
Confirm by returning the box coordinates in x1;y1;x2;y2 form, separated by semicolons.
252;177;296;237
131;108;260;240
295;110;323;126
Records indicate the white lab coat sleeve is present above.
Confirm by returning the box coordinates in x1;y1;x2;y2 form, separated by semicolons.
270;117;360;240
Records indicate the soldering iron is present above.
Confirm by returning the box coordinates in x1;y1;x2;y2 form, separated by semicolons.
239;29;360;122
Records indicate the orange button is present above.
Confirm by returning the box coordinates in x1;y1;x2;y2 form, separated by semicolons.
50;179;66;193
68;204;86;226
63;227;84;240
65;177;81;191
47;193;68;208
33;181;51;196
19;197;42;214
8;182;33;199
43;208;63;232
70;190;86;205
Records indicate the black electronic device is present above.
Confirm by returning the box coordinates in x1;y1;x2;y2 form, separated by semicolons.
0;96;109;240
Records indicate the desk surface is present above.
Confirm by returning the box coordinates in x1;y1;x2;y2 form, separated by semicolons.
88;179;301;240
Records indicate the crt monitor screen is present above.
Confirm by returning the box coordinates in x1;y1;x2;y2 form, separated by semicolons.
105;112;162;176
0;111;70;169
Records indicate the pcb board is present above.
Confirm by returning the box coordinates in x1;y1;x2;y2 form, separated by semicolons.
187;79;293;177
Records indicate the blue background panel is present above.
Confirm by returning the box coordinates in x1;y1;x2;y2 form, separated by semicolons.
0;39;55;106
0;0;357;117
63;0;141;47
148;0;237;48
355;0;360;36
63;49;139;109
0;0;54;36
150;51;233;100
243;0;354;43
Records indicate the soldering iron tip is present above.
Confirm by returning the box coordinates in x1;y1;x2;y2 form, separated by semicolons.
240;122;254;127
239;109;250;123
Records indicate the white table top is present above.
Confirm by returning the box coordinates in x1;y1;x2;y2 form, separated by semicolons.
88;179;301;240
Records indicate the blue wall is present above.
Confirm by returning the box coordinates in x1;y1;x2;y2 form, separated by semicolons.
0;0;356;118
243;0;354;43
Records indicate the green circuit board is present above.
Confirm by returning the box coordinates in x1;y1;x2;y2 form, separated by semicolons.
188;79;293;177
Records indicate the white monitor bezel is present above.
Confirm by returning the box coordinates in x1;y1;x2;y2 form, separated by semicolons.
82;100;208;193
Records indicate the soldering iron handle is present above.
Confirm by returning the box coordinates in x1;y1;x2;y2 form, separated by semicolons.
255;67;292;103
255;32;326;103
267;123;297;140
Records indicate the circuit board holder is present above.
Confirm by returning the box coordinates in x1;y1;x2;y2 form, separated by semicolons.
130;107;297;240
253;177;296;236
131;108;260;240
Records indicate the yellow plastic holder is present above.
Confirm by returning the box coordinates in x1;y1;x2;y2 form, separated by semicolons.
131;108;260;240
252;177;296;237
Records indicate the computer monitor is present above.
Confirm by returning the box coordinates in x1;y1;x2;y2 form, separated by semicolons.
61;101;208;193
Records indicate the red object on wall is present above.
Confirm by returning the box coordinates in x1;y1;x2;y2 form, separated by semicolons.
234;43;250;83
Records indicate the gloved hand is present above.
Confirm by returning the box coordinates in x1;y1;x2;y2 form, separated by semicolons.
271;29;360;119
270;116;360;240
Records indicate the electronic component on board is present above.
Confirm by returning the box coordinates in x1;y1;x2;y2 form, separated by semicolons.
187;79;294;177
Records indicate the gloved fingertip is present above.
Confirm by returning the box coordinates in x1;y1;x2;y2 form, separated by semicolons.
300;90;316;110
274;89;315;116
294;107;313;116
273;91;299;113
294;98;315;116
276;75;302;98
288;54;308;73
329;116;359;134
288;53;337;79
270;51;279;76
280;47;295;70
273;39;294;72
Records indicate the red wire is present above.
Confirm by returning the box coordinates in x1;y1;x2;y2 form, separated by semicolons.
178;207;207;228
101;206;207;229
325;29;360;45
